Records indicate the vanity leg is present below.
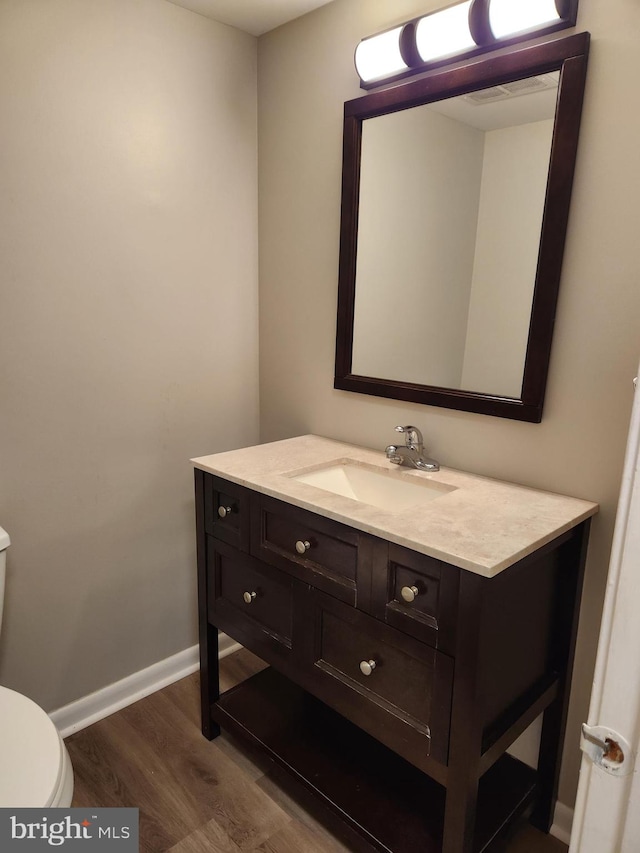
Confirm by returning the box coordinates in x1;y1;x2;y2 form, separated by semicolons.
199;624;221;741
531;522;590;832
531;697;563;831
195;468;221;740
442;773;480;853
442;572;485;853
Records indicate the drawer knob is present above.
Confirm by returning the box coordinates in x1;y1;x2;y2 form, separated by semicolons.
295;539;311;555
359;659;377;677
218;505;233;519
401;585;420;603
243;591;257;604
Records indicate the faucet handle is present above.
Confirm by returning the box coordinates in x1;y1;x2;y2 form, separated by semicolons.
395;425;423;448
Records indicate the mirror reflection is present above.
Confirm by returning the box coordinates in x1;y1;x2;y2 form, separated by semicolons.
351;73;559;398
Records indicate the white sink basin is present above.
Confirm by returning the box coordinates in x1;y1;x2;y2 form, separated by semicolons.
290;461;456;511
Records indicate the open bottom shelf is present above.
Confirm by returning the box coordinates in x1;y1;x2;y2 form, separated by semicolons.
212;667;537;853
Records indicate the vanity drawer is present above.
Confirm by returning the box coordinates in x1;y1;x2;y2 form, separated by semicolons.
372;543;459;653
204;474;250;551
250;494;365;606
207;538;294;666
304;589;453;770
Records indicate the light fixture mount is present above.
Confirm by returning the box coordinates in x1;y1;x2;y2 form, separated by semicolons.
355;0;579;89
399;22;421;68
469;0;494;45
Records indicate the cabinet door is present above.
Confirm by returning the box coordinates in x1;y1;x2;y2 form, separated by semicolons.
251;493;374;607
372;542;459;654
207;537;296;668
204;474;251;551
302;589;454;771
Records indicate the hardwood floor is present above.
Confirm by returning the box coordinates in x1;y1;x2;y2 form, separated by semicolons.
67;649;569;853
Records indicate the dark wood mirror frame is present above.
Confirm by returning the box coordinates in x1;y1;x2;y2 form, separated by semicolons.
334;32;590;423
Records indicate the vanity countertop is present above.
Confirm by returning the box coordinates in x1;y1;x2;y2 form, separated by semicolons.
191;435;598;578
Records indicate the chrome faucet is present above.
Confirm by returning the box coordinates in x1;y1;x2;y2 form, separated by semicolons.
385;425;440;472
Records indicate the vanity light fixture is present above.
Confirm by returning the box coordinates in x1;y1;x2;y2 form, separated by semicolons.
355;0;578;88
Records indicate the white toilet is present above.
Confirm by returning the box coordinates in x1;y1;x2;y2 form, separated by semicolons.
0;527;74;807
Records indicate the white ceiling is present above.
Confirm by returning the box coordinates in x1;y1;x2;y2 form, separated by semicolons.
165;0;335;36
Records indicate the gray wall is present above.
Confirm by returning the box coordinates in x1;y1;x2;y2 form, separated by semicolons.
258;0;640;808
0;0;259;710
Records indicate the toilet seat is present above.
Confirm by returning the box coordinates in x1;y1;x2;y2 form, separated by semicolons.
0;685;70;807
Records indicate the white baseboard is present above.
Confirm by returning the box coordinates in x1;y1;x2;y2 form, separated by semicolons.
218;634;242;660
50;633;241;739
551;801;574;846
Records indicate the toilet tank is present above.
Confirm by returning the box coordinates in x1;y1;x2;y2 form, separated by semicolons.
0;527;10;634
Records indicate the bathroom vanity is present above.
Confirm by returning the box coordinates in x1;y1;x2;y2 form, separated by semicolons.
192;436;597;853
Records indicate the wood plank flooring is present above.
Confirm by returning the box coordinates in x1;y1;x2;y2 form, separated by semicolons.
67;649;569;853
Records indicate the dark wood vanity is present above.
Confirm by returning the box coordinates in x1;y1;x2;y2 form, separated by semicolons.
194;452;593;853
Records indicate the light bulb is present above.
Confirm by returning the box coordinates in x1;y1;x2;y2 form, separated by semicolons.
416;1;476;62
355;27;407;83
489;0;561;40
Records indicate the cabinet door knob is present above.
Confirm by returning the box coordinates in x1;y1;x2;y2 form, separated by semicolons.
295;539;311;555
243;591;257;604
218;505;233;519
359;659;377;677
401;585;420;603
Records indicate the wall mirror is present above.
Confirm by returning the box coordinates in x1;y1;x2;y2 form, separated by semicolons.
334;33;589;422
